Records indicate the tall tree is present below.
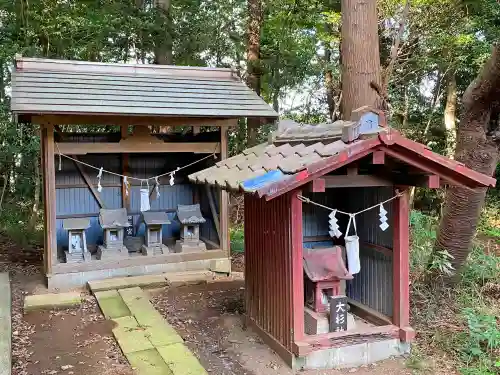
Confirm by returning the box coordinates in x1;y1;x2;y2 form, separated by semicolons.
246;0;263;146
444;72;457;158
340;0;382;119
154;0;173;65
435;43;500;275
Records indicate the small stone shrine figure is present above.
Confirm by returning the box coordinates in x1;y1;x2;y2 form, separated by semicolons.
63;218;91;263
174;204;207;253
97;208;131;259
141;211;171;256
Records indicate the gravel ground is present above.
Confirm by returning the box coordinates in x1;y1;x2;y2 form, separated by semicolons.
150;281;414;375
0;235;133;375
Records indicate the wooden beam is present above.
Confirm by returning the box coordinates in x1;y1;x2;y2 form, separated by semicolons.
324;174;393;188
305;178;326;192
427;174;440;188
347;298;393;326
393;188;414;342
32;115;238;127
206;185;221;243
41;124;57;275
220;125;231;255
56;142;220;155
72;157;105;208
372;150;385;164
290;189;305;342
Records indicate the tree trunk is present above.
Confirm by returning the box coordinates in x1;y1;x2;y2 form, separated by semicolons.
154;0;173;65
28;153;41;231
444;73;457;158
340;0;382;120
325;48;335;121
435;45;500;277
246;0;263;146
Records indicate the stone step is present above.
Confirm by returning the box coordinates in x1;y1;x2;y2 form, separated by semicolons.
164;271;214;287
126;349;173;375
157;344;208;375
24;291;82;312
88;275;168;292
0;273;11;375
118;287;183;347
111;315;154;354
94;290;131;319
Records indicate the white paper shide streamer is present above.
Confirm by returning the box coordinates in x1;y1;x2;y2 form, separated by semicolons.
97;167;103;192
379;204;389;231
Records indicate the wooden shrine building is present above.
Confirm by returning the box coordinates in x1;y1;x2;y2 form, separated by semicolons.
189;112;496;369
10;56;278;289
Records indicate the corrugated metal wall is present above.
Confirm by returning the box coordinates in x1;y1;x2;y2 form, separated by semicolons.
301;187;394;317
244;193;294;351
55;149;218;259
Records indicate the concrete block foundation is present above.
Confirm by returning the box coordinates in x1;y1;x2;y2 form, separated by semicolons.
47;258;227;290
295;339;410;370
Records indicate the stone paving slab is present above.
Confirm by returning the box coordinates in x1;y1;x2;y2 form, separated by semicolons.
157;344;208;375
95;290;131;319
24;291;82;312
118;287;184;347
112;316;154;354
88;275;168;292
126;349;173;375
0;273;11;375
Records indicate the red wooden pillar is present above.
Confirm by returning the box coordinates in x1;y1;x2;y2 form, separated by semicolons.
290;189;304;342
392;188;415;342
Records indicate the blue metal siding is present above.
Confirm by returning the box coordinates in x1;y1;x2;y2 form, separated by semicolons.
54;152;208;256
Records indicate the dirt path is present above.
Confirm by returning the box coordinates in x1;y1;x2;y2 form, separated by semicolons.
0;235;133;375
151;281;413;375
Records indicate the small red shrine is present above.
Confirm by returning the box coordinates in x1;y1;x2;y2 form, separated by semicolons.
189;109;495;369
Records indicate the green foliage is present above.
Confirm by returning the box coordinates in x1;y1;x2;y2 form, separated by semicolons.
461;245;500;286
230;225;244;253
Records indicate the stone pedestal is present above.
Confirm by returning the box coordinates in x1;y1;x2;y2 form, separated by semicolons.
174;240;206;253
97;245;129;260
65;250;91;263
304;307;356;335
141;244;170;256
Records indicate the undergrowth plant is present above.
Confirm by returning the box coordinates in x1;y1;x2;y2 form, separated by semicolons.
409;210;500;374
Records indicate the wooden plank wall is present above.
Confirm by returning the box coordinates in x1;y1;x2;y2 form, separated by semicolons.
244;193;294;351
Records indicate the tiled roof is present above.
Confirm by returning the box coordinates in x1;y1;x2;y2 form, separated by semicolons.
189;119;378;192
11;57;278;119
188;119;496;198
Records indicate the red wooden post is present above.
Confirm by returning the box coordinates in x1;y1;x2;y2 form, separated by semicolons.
290;189;304;341
372;150;385;165
427;175;440;188
393;188;415;342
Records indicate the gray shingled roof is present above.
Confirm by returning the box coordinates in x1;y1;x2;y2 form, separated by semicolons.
142;211;171;225
11;57;278;118
99;208;131;229
176;204;206;224
189;119;369;192
63;218;91;230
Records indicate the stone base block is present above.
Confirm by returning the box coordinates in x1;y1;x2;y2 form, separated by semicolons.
174;240;206;253
141;244;170;256
97;245;129;260
304;307;355;335
65;250;91;263
296;338;411;370
24;291;82;312
209;258;231;274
